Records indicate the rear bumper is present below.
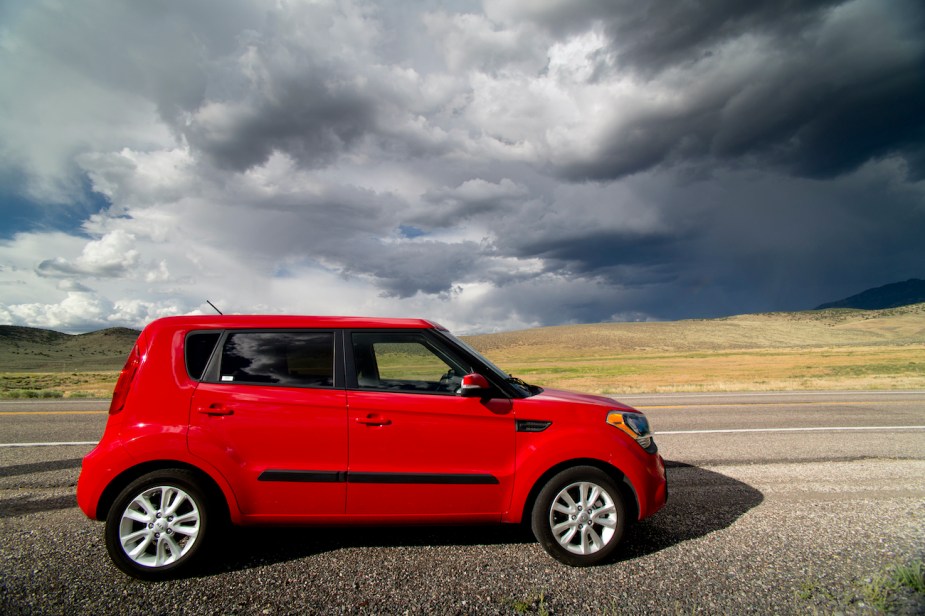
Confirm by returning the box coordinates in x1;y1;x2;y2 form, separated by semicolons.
76;441;132;520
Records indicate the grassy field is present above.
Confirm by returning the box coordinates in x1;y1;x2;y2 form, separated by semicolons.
466;304;925;393
0;325;137;399
0;371;120;399
477;345;925;393
1;304;923;398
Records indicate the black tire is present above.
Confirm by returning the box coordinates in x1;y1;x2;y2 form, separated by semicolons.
105;469;210;580
531;466;626;567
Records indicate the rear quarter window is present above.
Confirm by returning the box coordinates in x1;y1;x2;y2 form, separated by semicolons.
185;332;221;380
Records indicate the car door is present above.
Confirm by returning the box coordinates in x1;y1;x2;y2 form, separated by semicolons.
345;330;515;519
187;329;347;518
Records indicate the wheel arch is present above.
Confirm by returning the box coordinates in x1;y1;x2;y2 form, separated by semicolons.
519;458;640;526
95;460;233;525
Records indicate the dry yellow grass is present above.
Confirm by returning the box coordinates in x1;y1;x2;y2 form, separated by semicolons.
0;371;119;399
479;345;925;394
465;304;925;393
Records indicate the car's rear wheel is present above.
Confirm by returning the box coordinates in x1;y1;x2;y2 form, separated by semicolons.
531;466;626;566
105;470;209;580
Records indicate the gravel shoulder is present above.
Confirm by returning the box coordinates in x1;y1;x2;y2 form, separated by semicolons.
1;452;923;614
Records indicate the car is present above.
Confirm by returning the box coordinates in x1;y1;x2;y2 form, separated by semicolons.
77;315;667;579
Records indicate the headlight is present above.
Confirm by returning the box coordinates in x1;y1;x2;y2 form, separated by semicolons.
607;411;654;450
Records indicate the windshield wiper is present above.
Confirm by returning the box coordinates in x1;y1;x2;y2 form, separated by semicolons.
506;375;543;396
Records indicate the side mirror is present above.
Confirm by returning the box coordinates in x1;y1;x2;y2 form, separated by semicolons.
458;373;490;397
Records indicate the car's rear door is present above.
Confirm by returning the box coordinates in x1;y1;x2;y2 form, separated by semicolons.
344;330;515;520
188;329;348;518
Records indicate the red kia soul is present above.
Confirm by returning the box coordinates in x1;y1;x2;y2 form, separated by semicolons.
77;315;667;579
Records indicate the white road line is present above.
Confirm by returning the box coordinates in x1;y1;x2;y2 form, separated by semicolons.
657;425;925;435
621;390;925;400
0;441;97;448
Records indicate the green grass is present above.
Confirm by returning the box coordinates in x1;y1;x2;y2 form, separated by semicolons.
826;362;924;378
893;561;925;594
507;590;549;615
797;559;925;613
859;561;925;612
0;389;64;399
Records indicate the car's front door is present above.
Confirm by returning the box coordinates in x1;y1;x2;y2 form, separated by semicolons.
345;331;515;519
188;329;347;518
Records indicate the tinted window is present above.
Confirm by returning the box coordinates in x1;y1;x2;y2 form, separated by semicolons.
219;331;334;387
185;332;221;380
352;332;467;394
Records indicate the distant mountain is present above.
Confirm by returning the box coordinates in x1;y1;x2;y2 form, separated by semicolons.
0;325;140;371
815;278;925;310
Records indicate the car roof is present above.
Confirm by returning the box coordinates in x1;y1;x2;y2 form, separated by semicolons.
144;315;445;332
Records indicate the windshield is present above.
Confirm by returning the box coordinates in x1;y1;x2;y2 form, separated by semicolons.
438;330;538;397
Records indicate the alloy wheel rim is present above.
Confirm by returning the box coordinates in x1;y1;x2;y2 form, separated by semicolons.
118;485;201;568
548;481;618;555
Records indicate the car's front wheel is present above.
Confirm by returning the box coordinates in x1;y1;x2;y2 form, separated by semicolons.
531;466;626;566
104;470;209;580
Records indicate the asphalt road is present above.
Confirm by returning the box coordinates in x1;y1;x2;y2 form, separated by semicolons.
1;392;923;614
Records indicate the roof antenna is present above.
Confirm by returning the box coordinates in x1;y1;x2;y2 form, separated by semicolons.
206;300;223;315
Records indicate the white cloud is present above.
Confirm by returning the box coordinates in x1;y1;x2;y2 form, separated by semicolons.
37;230;140;278
3;290;110;332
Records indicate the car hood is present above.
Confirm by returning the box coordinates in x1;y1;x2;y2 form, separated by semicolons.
532;387;638;412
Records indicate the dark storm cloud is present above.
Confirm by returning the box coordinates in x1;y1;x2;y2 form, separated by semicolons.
414;178;528;227
344;240;485;298
510;164;925;322
503;0;841;73
185;77;379;172
512;230;681;280
435;132;923;325
9;0;397;175
512;0;925;182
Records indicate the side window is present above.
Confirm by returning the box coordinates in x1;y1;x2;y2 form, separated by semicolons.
185;332;221;380
352;332;468;394
219;331;334;388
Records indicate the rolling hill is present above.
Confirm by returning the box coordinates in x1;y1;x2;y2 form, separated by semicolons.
466;303;925;355
0;326;140;371
815;278;925;310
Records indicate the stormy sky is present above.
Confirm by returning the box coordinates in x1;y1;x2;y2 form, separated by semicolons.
1;0;923;333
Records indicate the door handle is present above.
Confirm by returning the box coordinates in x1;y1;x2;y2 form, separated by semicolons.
198;403;234;416
355;415;391;426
